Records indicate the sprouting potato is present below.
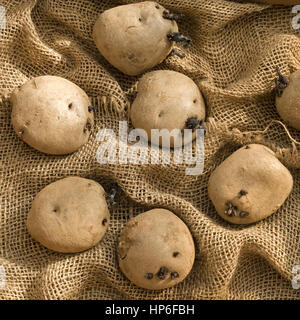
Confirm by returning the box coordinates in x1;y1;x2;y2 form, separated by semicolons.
93;1;190;76
11;75;94;155
26;177;110;253
117;208;195;290
130;70;206;147
208;144;293;225
275;67;300;130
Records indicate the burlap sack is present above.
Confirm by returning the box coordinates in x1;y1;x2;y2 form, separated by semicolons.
0;0;299;300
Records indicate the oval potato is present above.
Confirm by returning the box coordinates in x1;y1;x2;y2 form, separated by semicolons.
208;144;293;225
276;70;300;130
27;177;109;253
93;1;178;76
130;70;206;147
118;208;195;290
11;75;94;155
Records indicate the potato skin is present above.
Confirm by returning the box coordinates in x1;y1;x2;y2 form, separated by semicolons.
11;76;93;155
276;70;300;130
130;70;206;147
208;144;293;225
92;1;178;76
26;177;109;253
118;209;195;290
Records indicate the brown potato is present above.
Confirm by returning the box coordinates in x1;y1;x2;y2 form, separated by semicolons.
93;2;182;76
130;70;206;147
208;144;293;225
275;69;300;130
118;208;195;290
26;177;109;253
11;76;94;155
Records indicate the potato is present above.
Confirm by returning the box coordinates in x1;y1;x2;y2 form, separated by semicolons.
93;2;189;76
26;177;109;253
117;208;195;290
208;144;293;225
275;69;300;130
130;70;206;147
11;75;94;155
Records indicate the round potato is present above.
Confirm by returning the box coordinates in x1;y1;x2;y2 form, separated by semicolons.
118;208;195;290
11;75;94;155
275;69;300;130
130;70;206;147
208;144;293;225
27;177;109;253
93;1;181;76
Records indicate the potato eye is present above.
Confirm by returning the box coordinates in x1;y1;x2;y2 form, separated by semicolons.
144;273;153;279
88;105;95;112
274;66;289;97
86;121;92;131
171;272;179;279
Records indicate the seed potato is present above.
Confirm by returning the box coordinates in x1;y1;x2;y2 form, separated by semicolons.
26;177;109;253
118;208;195;290
93;1;180;76
208;144;293;225
11;75;94;155
275;69;300;130
130;70;206;147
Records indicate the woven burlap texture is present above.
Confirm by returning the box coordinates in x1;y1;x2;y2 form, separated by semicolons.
0;0;300;300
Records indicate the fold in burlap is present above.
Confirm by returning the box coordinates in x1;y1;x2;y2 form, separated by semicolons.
0;0;299;300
